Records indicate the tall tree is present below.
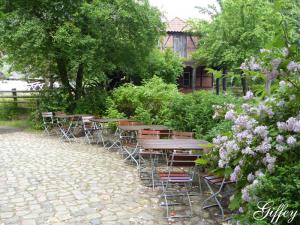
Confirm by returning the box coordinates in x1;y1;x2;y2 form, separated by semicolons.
191;0;282;72
0;0;163;108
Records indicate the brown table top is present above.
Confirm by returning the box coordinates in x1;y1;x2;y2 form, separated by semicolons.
55;114;91;119
118;125;170;131
90;118;132;123
138;139;209;150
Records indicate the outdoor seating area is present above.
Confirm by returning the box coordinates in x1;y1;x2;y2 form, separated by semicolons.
41;111;236;222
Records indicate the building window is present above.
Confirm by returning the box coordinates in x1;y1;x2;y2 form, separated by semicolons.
183;72;191;87
173;34;187;58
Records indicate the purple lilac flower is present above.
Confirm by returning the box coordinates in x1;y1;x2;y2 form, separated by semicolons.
276;135;284;143
218;159;226;168
287;61;300;72
276;101;285;107
235;115;257;130
271;59;281;70
247;173;255;182
254;126;269;138
287;136;297;146
213;136;222;145
242;188;251;202
225;110;236;121
243;91;254;100
255;170;264;177
286;117;297;131
239;207;244;213
249;60;261;71
277;122;288;131
226;103;235;110
263;153;276;165
225;140;239;152
267;163;275;172
219;148;228;160
236;130;251;142
294;121;300;133
258;104;274;118
275;144;285;152
242;103;251;113
242;147;255;156
230;166;241;182
240;62;248;70
255;141;271;153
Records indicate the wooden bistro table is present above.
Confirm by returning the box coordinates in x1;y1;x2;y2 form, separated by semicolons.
118;125;170;132
117;125;171;167
138;139;209;151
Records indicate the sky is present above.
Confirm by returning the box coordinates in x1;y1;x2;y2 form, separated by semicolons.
149;0;218;20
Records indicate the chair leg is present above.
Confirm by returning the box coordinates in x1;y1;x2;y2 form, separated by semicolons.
202;179;225;220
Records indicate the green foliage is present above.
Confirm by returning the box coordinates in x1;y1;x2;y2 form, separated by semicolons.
191;0;298;71
238;162;300;225
0;104;29;120
166;91;240;139
30;87;108;129
74;87;108;116
0;0;164;107
106;76;240;138
106;76;179;124
135;48;183;84
202;120;232;141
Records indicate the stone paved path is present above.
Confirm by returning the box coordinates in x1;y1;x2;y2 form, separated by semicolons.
0;127;218;225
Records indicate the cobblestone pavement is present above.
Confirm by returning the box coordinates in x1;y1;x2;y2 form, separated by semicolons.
0;127;219;225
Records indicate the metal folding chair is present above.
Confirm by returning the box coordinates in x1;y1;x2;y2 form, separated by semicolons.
81;116;97;144
159;153;200;219
41;112;54;135
202;174;235;220
172;132;194;155
138;130;163;190
56;116;77;143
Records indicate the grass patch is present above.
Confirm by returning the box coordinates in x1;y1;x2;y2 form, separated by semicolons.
0;120;35;131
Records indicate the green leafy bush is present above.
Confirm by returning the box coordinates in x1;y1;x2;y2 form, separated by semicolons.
166;91;240;139
31;87;108;129
238;162;300;225
106;76;240;138
106;76;179;124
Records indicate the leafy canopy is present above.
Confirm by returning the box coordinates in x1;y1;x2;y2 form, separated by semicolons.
0;0;164;105
191;0;294;71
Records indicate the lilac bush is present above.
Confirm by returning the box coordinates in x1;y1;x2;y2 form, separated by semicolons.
199;47;300;213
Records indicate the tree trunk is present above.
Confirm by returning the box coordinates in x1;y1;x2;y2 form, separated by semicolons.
222;72;227;92
55;57;74;100
75;63;84;101
216;78;220;95
241;74;247;96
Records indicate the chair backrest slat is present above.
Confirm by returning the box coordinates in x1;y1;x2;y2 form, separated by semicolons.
172;131;194;139
138;130;160;139
82;116;94;123
168;154;200;167
42;112;53;118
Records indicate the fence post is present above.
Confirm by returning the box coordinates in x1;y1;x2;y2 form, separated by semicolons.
12;88;17;107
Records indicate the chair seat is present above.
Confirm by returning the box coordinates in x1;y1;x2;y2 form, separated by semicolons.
159;172;192;182
202;174;234;186
140;151;162;155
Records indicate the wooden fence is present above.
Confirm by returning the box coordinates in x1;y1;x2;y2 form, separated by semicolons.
0;88;40;109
